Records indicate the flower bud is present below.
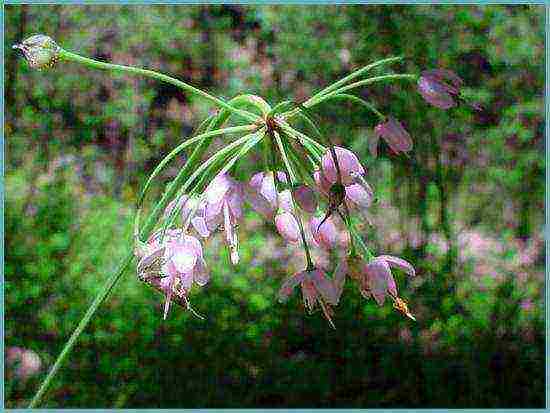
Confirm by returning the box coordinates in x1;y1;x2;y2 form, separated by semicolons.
13;34;61;70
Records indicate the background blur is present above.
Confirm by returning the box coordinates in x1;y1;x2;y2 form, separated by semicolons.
4;5;545;408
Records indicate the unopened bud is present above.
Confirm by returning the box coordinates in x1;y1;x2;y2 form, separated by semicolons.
13;34;61;70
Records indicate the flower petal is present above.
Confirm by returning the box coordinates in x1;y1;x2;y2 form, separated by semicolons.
379;255;416;276
278;271;307;303
321;146;365;185
275;212;301;244
293;185;317;213
309;269;338;305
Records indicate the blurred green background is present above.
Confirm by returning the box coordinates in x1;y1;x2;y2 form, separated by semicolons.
4;5;545;408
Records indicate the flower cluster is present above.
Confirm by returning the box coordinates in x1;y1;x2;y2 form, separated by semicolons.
125;57;468;325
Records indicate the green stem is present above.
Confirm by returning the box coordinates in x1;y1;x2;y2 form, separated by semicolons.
29;251;135;408
59;49;261;124
307;56;404;104
308;74;418;109
273;131;314;270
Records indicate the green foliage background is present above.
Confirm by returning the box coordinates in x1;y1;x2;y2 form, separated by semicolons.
5;5;545;408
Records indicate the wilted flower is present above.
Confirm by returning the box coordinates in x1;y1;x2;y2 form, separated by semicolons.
13;34;61;70
418;69;463;110
321;146;365;186
191;173;243;265
278;266;340;327
309;215;350;250
371;117;412;157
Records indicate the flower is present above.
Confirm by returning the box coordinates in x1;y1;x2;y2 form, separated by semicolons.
418;69;463;110
278;267;340;327
371;117;412;157
191;173;244;265
160;233;208;319
321;146;365;186
136;229;207;319
309;215;350;251
13;34;61;70
347;254;416;319
6;347;42;381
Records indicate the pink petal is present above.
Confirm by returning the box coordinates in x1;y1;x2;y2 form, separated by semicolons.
278;271;307;302
379;255;416;276
191;216;210;238
364;258;393;306
310;216;339;250
275;212;301;244
309;269;338;305
313;170;331;196
277;189;294;213
293;185;317;213
194;258;209;286
321;147;365;186
345;183;373;210
377;118;413;154
333;259;348;304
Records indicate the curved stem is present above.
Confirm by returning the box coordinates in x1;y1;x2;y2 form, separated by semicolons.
59;49;261;123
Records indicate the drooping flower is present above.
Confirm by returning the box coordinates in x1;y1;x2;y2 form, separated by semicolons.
321;146;365;186
309;215;350;251
191;173;244;265
371;117;413;157
347;254;416;319
135;229;207;319
13;34;61;70
278;266;340;328
418;69;463;110
160;233;208;319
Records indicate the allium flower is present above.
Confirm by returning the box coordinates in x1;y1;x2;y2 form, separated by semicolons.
136;229;207;319
321;146;365;186
191;173;243;265
371;117;413;157
309;215;350;250
160;233;208;319
278;267;340;327
13;34;61;70
418;69;463;110
347;255;415;319
246;171;278;219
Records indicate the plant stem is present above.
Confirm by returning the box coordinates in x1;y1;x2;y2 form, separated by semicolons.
59;49;261;124
29;251;135;408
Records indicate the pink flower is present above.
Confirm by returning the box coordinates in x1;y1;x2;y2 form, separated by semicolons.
160;233;208;319
371;117;412;157
309;215;350;250
321;146;365;186
278;267;340;327
418;69;463;110
136;229;207;319
191;173;243;265
351;255;415;307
